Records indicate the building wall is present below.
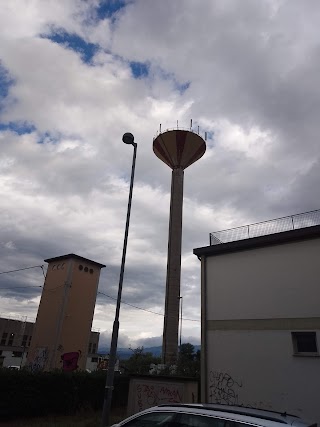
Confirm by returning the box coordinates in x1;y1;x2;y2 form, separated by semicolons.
0;318;34;368
0;317;34;348
27;261;71;371
88;331;99;355
127;376;198;416
60;259;101;370
206;238;320;320
85;354;114;372
200;234;320;424
27;255;104;371
1;349;99;371
0;316;100;370
0;349;27;368
206;330;320;420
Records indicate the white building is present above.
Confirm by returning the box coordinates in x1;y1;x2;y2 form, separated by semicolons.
194;210;320;424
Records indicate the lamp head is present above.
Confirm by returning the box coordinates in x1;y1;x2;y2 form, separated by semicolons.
122;132;135;145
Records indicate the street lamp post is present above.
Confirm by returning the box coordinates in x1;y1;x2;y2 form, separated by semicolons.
102;133;137;427
178;296;183;349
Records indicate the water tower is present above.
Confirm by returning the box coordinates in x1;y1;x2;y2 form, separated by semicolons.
153;127;206;365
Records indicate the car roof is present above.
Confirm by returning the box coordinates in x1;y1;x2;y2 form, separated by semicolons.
135;404;314;427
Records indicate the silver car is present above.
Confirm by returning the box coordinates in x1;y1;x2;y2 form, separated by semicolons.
111;404;316;427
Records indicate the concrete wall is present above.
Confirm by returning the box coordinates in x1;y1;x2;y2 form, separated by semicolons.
202;236;320;424
206;238;320;320
206;330;320;420
127;376;198;416
62;260;101;370
27;260;70;371
27;255;103;371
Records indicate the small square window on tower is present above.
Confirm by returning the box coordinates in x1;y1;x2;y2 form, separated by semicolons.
292;331;318;356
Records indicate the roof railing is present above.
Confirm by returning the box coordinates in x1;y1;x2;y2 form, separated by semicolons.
210;209;320;245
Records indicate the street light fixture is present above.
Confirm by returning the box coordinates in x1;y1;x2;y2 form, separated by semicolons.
102;133;137;427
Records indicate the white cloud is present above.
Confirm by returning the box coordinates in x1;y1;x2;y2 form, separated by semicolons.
0;0;94;40
1;0;320;351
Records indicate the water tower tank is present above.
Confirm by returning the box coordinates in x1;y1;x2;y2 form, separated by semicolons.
153;129;206;365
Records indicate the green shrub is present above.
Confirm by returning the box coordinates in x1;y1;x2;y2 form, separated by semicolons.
0;369;129;421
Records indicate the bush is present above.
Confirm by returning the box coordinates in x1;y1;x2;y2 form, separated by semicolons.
0;369;129;421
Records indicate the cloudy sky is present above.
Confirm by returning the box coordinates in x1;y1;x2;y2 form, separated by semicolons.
1;0;320;350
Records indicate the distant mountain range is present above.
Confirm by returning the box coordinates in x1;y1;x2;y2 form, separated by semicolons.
98;345;201;360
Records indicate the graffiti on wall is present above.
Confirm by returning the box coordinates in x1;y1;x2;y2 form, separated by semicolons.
209;371;243;405
29;347;48;372
61;350;81;371
135;382;183;412
97;359;108;370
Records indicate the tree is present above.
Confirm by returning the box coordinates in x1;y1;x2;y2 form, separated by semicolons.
176;343;200;378
179;343;195;360
121;347;161;375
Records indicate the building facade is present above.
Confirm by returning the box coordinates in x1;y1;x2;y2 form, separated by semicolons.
194;215;320;424
26;253;105;371
0;317;33;369
0;316;100;371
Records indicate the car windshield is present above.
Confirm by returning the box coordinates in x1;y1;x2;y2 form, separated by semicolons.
122;411;176;427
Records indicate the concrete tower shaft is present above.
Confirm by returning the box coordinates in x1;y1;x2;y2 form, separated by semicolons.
163;167;184;364
153;129;206;365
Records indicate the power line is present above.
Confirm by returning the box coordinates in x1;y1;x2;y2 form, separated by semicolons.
1;283;64;292
0;265;44;275
43;283;65;292
40;265;46;278
0;285;201;322
179;317;200;323
98;291;164;316
0;285;42;290
97;291;200;322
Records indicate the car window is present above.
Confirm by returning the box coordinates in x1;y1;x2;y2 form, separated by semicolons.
122;412;176;427
177;414;239;427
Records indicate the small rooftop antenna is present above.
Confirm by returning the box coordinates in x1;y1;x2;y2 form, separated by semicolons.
177;120;179;129
190;119;192;130
205;132;207;141
197;126;200;135
160;123;162;133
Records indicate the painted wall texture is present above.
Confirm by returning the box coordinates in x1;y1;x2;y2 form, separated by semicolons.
194;226;320;425
27;254;105;372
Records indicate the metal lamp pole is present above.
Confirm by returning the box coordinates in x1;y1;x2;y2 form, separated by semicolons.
102;133;137;427
178;296;183;349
